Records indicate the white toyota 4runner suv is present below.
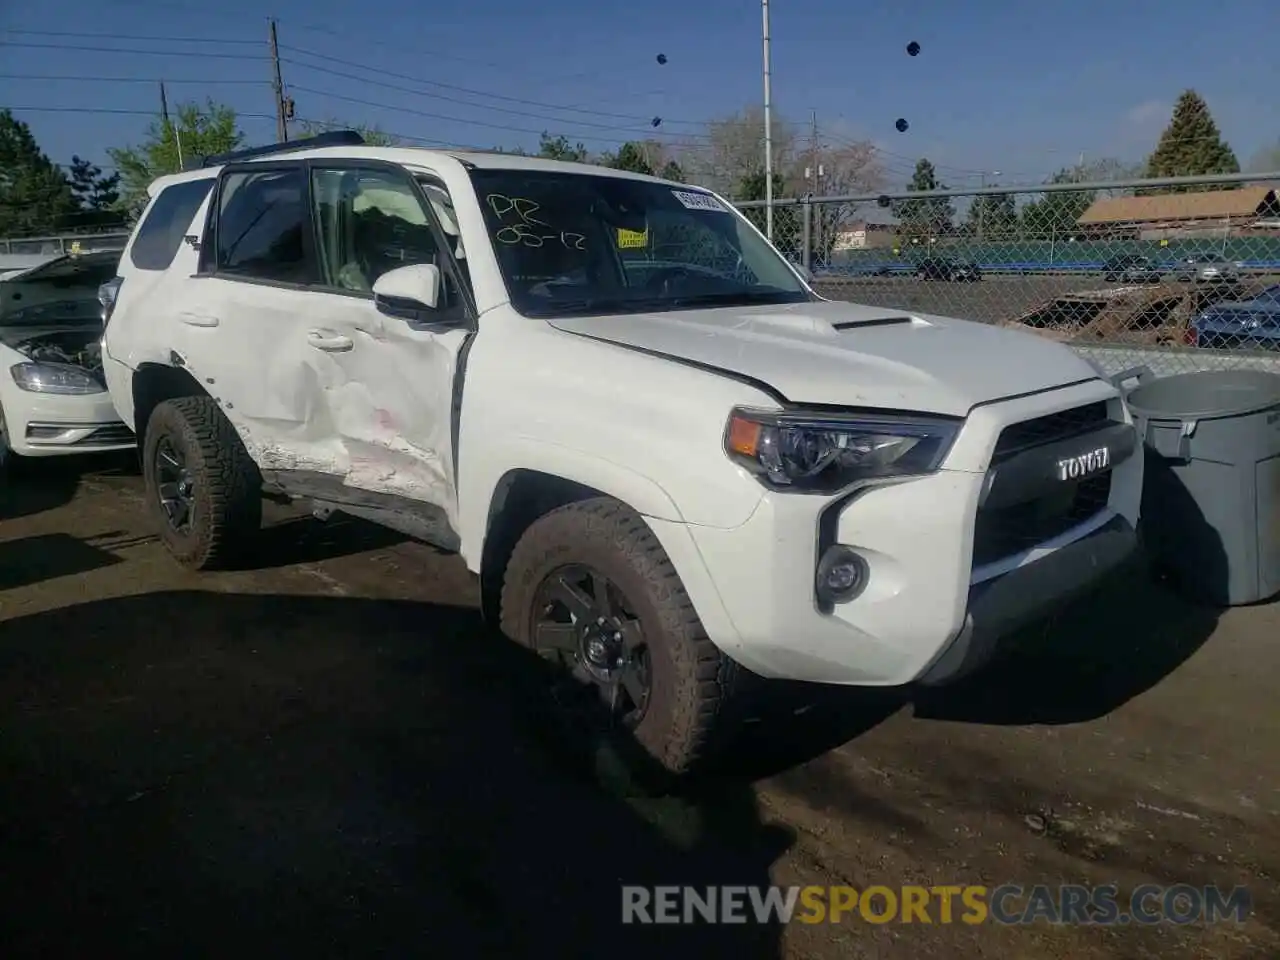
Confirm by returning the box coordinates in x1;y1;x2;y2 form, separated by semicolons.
100;132;1142;772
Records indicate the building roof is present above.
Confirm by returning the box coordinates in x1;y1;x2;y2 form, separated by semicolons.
1077;187;1277;226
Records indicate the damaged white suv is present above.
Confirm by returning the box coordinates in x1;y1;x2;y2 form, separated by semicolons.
101;132;1142;772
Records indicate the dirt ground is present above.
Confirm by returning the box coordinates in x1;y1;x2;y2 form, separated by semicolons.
1;456;1277;959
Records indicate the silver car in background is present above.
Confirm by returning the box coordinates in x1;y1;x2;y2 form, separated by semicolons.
1174;252;1240;283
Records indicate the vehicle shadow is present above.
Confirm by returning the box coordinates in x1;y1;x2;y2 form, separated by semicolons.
0;451;136;522
246;509;410;569
0;591;793;958
710;506;1226;774
914;457;1230;726
0;531;123;590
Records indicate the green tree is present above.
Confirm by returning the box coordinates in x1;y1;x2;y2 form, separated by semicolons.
601;141;654;175
1020;158;1141;237
1143;90;1240;192
0;109;78;237
108;100;244;214
659;158;685;183
294;117;401;147
891;159;954;241
67;155;120;211
964;187;1017;238
537;133;588;162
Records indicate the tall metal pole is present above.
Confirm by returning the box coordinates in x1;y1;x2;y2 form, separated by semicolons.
269;19;289;143
160;81;183;170
761;0;774;241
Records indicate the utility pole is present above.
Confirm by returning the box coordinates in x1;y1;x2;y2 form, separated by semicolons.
761;0;774;241
159;81;171;129
268;19;289;143
805;111;826;265
160;81;183;169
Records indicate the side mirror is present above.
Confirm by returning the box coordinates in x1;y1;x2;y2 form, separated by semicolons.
372;263;442;322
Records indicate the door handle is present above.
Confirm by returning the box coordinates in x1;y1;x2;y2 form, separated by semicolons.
306;331;354;352
179;312;220;328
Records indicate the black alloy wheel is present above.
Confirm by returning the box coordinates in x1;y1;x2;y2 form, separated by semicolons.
529;563;653;728
154;436;196;534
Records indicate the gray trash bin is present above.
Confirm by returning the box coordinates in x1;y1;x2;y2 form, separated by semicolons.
1124;368;1280;606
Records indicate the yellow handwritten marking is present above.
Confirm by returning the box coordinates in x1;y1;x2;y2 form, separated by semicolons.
617;228;648;249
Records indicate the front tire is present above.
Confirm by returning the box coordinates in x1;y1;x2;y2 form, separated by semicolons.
142;396;262;570
500;497;736;775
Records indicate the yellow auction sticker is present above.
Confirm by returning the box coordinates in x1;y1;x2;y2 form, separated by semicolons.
617;228;648;249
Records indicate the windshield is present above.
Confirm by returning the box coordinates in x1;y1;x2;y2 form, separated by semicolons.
467;169;811;318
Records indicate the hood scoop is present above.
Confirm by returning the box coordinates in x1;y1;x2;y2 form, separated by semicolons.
831;315;915;331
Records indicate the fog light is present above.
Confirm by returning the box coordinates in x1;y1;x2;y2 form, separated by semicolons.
815;545;868;605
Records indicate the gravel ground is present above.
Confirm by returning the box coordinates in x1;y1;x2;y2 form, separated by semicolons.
1;457;1277;959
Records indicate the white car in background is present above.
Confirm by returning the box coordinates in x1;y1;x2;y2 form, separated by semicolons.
0;251;135;469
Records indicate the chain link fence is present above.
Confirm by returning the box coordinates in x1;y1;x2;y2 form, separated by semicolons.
738;172;1280;379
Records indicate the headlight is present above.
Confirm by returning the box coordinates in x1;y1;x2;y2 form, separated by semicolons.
9;362;105;395
724;407;960;492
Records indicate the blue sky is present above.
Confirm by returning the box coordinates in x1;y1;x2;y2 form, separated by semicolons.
2;0;1276;189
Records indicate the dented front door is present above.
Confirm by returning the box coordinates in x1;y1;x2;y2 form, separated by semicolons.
306;297;464;519
301;162;468;520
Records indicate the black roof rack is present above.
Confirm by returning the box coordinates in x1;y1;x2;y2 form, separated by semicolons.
183;130;366;171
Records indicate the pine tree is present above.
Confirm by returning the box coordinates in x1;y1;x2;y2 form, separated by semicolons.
68;155;120;211
891;158;955;240
1143;90;1239;192
965;187;1017;238
0;109;79;237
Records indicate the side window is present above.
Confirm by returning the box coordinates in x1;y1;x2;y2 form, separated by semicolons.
310;166;443;294
215;167;316;284
129;177;214;271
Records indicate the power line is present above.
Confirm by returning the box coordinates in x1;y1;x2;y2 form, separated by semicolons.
285;84;708;146
279;57;688;136
0;41;268;60
1;28;261;45
0;73;267;85
280;44;709;128
7;105;277;121
280;20;629;84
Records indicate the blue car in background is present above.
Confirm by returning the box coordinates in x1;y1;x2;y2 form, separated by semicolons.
1190;285;1280;350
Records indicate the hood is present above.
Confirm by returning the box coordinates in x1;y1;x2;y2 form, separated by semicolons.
546;300;1100;416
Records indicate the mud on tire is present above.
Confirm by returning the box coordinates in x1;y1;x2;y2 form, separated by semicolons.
143;396;262;570
499;496;738;775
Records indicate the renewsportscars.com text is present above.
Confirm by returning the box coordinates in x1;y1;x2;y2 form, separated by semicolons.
621;884;1252;926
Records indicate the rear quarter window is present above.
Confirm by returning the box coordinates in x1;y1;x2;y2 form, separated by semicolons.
129;177;215;271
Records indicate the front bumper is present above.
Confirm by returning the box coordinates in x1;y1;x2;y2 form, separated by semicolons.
2;387;134;457
647;378;1142;687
